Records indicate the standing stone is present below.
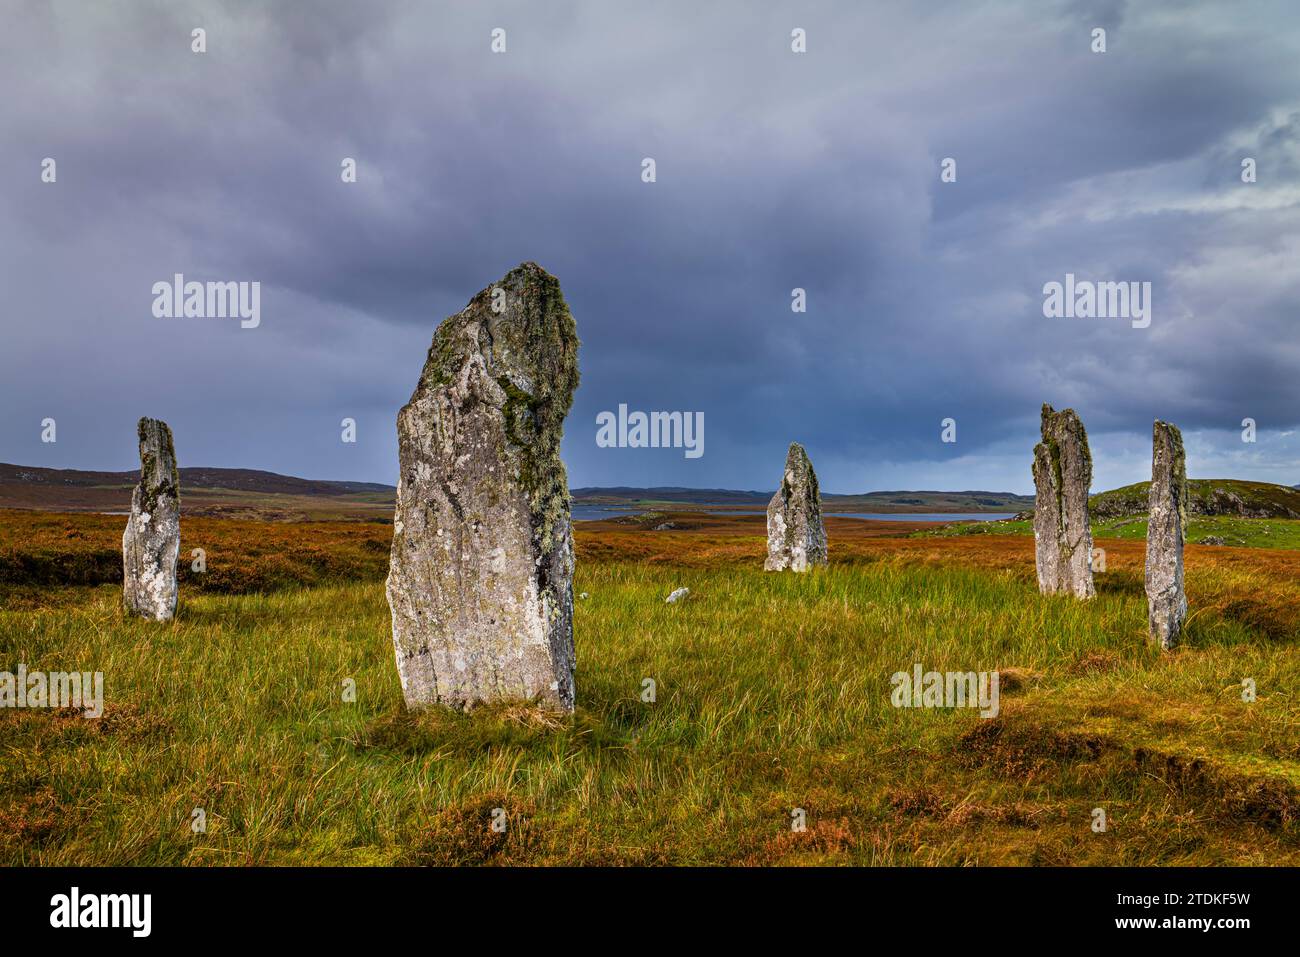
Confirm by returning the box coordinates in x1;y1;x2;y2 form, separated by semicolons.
386;262;580;712
122;417;180;620
1031;404;1095;598
764;442;828;572
1146;420;1187;649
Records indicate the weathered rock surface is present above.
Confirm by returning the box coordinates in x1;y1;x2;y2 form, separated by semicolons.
764;442;827;572
1032;404;1095;598
386;262;580;711
122;417;180;620
1090;479;1300;520
1146;420;1187;649
665;587;689;604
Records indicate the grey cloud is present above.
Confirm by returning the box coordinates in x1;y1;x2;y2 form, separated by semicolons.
2;0;1298;493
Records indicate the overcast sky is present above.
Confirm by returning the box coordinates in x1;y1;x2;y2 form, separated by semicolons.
2;0;1298;494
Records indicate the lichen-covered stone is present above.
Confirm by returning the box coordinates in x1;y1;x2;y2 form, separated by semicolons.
122;417;180;620
386;262;580;711
1032;404;1095;598
1146;420;1187;649
764;442;827;572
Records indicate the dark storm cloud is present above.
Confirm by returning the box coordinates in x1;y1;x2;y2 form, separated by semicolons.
2;0;1298;492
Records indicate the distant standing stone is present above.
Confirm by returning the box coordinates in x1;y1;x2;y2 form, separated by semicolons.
1146;420;1188;649
765;442;827;572
122;417;180;620
386;262;580;712
1032;404;1095;598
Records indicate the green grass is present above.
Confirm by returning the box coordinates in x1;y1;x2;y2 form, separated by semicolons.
924;514;1300;549
4;553;1298;865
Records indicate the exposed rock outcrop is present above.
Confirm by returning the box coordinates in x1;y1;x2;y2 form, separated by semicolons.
122;417;180;620
1090;479;1300;520
764;442;827;572
386;262;580;711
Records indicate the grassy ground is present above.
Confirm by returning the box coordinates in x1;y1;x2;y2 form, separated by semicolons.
2;511;1299;865
924;514;1300;549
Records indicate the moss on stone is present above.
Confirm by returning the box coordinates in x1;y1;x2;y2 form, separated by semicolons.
1038;405;1092;501
406;263;579;555
495;265;579;552
1155;420;1188;532
134;417;179;513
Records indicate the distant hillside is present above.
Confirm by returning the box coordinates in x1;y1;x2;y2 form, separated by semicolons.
0;463;394;521
0;463;392;496
828;490;1034;512
572;486;769;505
1089;479;1300;519
573;486;1034;513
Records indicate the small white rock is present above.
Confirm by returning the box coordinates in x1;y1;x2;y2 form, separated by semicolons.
665;587;689;604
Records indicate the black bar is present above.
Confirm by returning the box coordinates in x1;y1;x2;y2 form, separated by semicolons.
0;866;1279;943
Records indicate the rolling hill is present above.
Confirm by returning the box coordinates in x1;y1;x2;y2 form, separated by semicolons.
0;463;395;521
572;487;1034;513
1089;479;1300;519
2;464;1034;518
17;464;1293;523
0;463;391;496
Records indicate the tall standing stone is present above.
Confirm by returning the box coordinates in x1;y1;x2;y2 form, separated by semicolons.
387;262;580;712
765;442;828;572
122;417;180;621
1031;404;1095;599
1146;420;1187;649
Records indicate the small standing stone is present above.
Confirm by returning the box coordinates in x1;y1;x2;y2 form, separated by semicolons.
764;442;827;572
1146;420;1188;649
1032;404;1095;598
122;417;180;620
386;262;580;712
